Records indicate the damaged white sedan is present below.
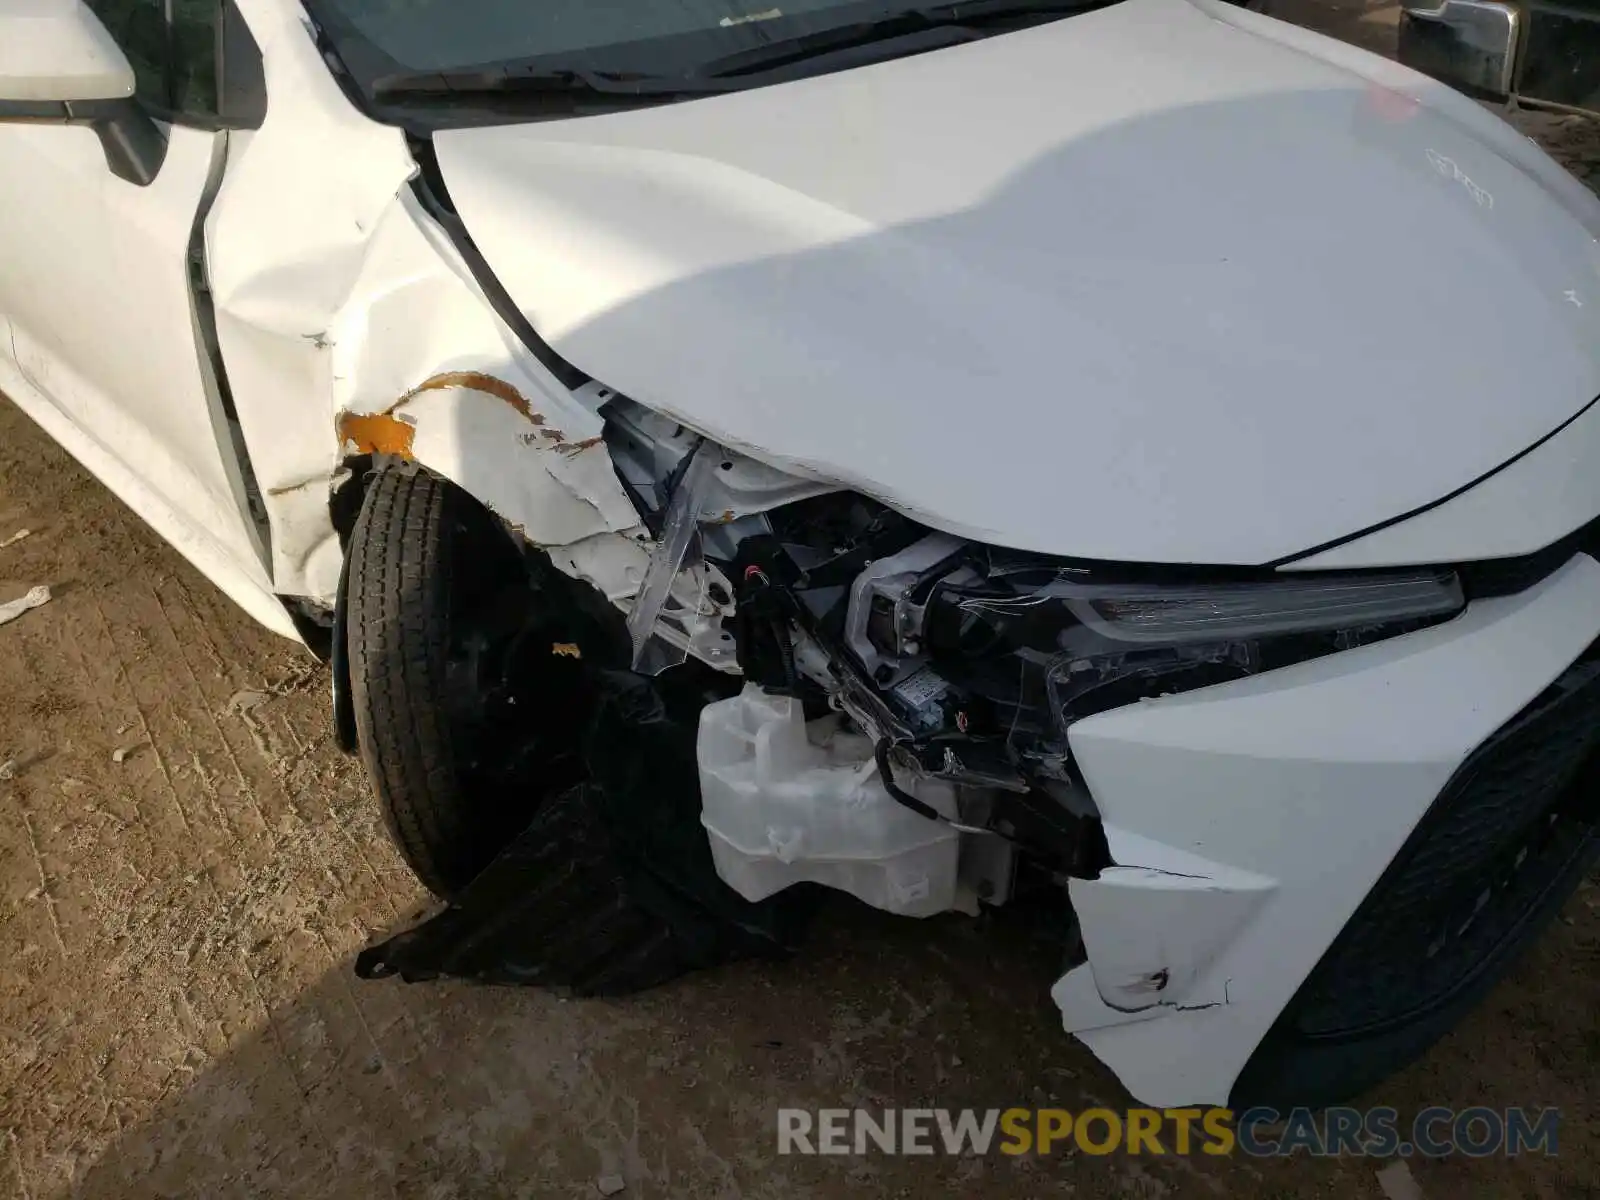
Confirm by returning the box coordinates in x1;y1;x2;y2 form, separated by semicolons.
4;0;1600;1110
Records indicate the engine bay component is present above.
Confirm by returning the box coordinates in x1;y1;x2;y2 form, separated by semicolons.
698;685;965;918
590;410;1471;907
843;532;967;684
624;436;718;674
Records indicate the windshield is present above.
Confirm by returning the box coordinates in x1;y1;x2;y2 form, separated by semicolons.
305;0;1107;118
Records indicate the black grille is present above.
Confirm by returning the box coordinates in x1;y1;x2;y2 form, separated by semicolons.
1292;653;1600;1039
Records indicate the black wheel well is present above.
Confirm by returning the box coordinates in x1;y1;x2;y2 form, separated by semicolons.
331;454;376;550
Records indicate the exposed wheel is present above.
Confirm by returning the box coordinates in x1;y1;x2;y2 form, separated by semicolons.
345;466;592;897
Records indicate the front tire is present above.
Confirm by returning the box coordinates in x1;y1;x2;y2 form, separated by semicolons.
346;466;585;896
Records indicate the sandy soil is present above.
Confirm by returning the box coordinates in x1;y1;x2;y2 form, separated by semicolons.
2;6;1599;1198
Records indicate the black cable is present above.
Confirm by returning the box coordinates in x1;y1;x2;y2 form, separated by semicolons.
873;739;949;825
771;616;798;693
657;436;705;514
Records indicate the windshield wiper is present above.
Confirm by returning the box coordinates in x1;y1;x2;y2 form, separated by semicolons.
372;66;729;102
691;0;1102;78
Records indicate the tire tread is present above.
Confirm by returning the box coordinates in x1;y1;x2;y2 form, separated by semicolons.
347;469;471;897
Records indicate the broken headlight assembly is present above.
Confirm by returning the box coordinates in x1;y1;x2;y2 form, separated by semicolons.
828;531;1465;786
602;408;1465;817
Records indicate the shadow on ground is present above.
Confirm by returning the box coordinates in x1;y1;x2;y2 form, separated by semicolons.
68;880;1600;1199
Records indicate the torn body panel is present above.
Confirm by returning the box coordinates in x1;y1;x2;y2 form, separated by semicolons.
1062;835;1274;1017
336;359;640;552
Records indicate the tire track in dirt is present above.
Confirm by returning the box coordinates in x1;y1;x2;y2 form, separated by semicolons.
0;412;429;1194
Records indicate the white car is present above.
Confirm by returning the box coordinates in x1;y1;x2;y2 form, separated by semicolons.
3;0;1599;1110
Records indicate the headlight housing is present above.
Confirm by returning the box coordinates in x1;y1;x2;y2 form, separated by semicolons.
1044;572;1465;645
851;540;1465;768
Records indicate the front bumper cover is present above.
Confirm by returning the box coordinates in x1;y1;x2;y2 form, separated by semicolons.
1053;552;1600;1107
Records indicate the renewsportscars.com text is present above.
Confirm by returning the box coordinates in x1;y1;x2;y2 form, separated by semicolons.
777;1106;1559;1157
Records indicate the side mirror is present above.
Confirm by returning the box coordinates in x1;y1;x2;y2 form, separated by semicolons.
0;0;135;102
0;0;166;185
1398;0;1520;99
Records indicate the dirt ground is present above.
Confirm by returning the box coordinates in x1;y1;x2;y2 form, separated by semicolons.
3;5;1600;1198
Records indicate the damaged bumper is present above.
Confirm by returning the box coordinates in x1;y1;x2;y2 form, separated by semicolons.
350;377;1600;1106
1054;553;1600;1106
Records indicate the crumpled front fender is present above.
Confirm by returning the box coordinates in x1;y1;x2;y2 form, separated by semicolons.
211;0;651;618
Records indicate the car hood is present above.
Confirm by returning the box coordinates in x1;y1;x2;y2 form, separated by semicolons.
433;0;1600;565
